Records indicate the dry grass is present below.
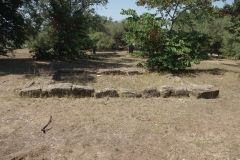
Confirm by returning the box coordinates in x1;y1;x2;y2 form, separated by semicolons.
0;49;240;159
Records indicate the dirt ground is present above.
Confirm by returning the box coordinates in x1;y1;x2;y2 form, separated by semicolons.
0;49;240;160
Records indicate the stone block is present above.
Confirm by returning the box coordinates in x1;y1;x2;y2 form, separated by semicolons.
95;88;119;98
19;86;41;98
42;83;72;97
187;84;219;99
142;87;160;98
118;88;142;98
72;85;94;98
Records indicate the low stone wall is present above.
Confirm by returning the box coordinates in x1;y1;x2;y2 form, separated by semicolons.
19;83;219;99
52;68;146;81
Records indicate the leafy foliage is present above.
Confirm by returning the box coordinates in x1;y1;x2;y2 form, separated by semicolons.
0;0;26;55
27;0;107;60
121;2;211;71
182;2;240;60
136;0;218;31
221;0;240;41
215;0;240;59
88;20;126;51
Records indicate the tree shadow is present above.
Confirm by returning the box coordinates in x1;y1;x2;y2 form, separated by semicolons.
0;57;132;76
113;58;139;63
175;68;227;77
60;72;97;86
0;59;45;76
94;52;122;58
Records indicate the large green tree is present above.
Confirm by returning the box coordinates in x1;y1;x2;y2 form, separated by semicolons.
0;0;26;55
27;0;108;60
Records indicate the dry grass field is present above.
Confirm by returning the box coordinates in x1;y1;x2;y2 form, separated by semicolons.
0;49;240;160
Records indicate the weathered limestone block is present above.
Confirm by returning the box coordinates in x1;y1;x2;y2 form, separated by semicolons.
160;86;175;98
42;83;72;97
160;86;189;98
171;87;189;97
19;86;41;98
142;87;160;98
118;88;142;98
95;88;119;98
72;85;94;98
187;84;219;99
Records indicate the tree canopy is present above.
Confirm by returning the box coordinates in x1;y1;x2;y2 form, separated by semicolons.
0;0;26;55
22;0;108;60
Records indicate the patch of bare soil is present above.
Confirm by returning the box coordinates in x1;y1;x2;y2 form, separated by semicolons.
0;49;240;159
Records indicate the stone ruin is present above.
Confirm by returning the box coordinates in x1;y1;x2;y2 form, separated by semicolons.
19;83;219;99
19;68;219;99
52;68;146;81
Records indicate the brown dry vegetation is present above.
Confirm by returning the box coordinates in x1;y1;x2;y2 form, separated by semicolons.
0;49;240;160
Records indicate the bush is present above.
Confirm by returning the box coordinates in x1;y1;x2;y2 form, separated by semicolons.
143;30;210;71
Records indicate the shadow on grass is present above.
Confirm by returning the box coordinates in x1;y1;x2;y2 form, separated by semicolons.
90;52;122;60
60;73;97;85
175;68;227;77
0;57;131;76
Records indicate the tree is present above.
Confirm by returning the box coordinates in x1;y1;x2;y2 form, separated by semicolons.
0;0;26;55
173;7;231;57
27;0;108;60
218;0;240;59
88;19;126;51
221;0;240;41
136;0;216;31
121;0;214;71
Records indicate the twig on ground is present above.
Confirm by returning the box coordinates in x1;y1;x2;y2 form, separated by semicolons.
41;116;52;134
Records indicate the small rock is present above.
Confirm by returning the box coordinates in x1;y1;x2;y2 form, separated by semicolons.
19;86;41;98
118;88;142;98
72;85;94;98
95;88;119;98
160;86;175;98
171;87;189;97
42;83;72;97
142;87;160;98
